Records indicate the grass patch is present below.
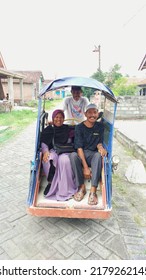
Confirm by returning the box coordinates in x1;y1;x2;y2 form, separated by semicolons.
124;148;133;157
24;99;62;110
24;100;38;107
0;110;37;127
112;174;127;194
0;110;37;146
0;99;62;146
42;99;62;110
134;214;142;226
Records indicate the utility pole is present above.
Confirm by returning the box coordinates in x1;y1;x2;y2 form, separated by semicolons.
93;45;101;71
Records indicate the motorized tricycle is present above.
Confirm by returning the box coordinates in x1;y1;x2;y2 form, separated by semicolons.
27;76;117;219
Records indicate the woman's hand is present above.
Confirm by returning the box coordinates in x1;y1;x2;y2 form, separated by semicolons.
43;151;50;162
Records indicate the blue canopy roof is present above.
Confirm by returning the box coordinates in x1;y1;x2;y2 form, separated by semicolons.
39;76;117;102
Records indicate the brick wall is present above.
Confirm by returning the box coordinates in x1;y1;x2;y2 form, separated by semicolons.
115;96;146;119
91;95;146;119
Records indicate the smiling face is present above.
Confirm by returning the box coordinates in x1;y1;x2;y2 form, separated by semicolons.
71;88;82;101
53;112;64;127
85;108;99;125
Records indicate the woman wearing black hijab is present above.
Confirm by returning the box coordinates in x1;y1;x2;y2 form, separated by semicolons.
41;109;78;200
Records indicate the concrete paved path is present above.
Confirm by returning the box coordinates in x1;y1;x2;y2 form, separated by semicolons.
0;120;146;260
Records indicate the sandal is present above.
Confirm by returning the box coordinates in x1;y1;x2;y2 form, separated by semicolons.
88;192;98;205
43;182;51;196
74;188;86;202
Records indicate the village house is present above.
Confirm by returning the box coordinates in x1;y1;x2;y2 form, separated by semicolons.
0;52;25;110
0;52;63;108
0;52;45;106
138;53;146;96
2;70;44;104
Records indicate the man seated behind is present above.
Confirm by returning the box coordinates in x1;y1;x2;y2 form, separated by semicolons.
62;86;89;123
69;103;107;205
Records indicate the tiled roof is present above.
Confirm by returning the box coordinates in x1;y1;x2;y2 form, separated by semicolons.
12;71;44;83
0;68;25;79
137;78;146;86
0;52;6;69
126;77;144;85
138;54;146;71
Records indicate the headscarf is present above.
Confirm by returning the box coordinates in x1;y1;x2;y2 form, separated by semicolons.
52;109;65;121
41;109;69;149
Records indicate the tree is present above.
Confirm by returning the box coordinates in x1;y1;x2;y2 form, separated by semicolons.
105;64;122;88
91;64;122;88
82;87;95;100
91;70;106;83
83;70;106;99
112;77;137;96
84;64;137;99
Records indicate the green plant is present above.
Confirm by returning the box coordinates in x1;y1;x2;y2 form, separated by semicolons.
0;99;62;146
44;99;62;110
24;100;38;107
134;214;142;226
112;77;137;96
0;110;37;146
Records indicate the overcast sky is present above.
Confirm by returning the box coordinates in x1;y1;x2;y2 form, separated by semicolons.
0;0;146;79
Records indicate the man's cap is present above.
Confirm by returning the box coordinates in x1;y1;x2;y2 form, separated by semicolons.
85;103;98;112
71;86;82;91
